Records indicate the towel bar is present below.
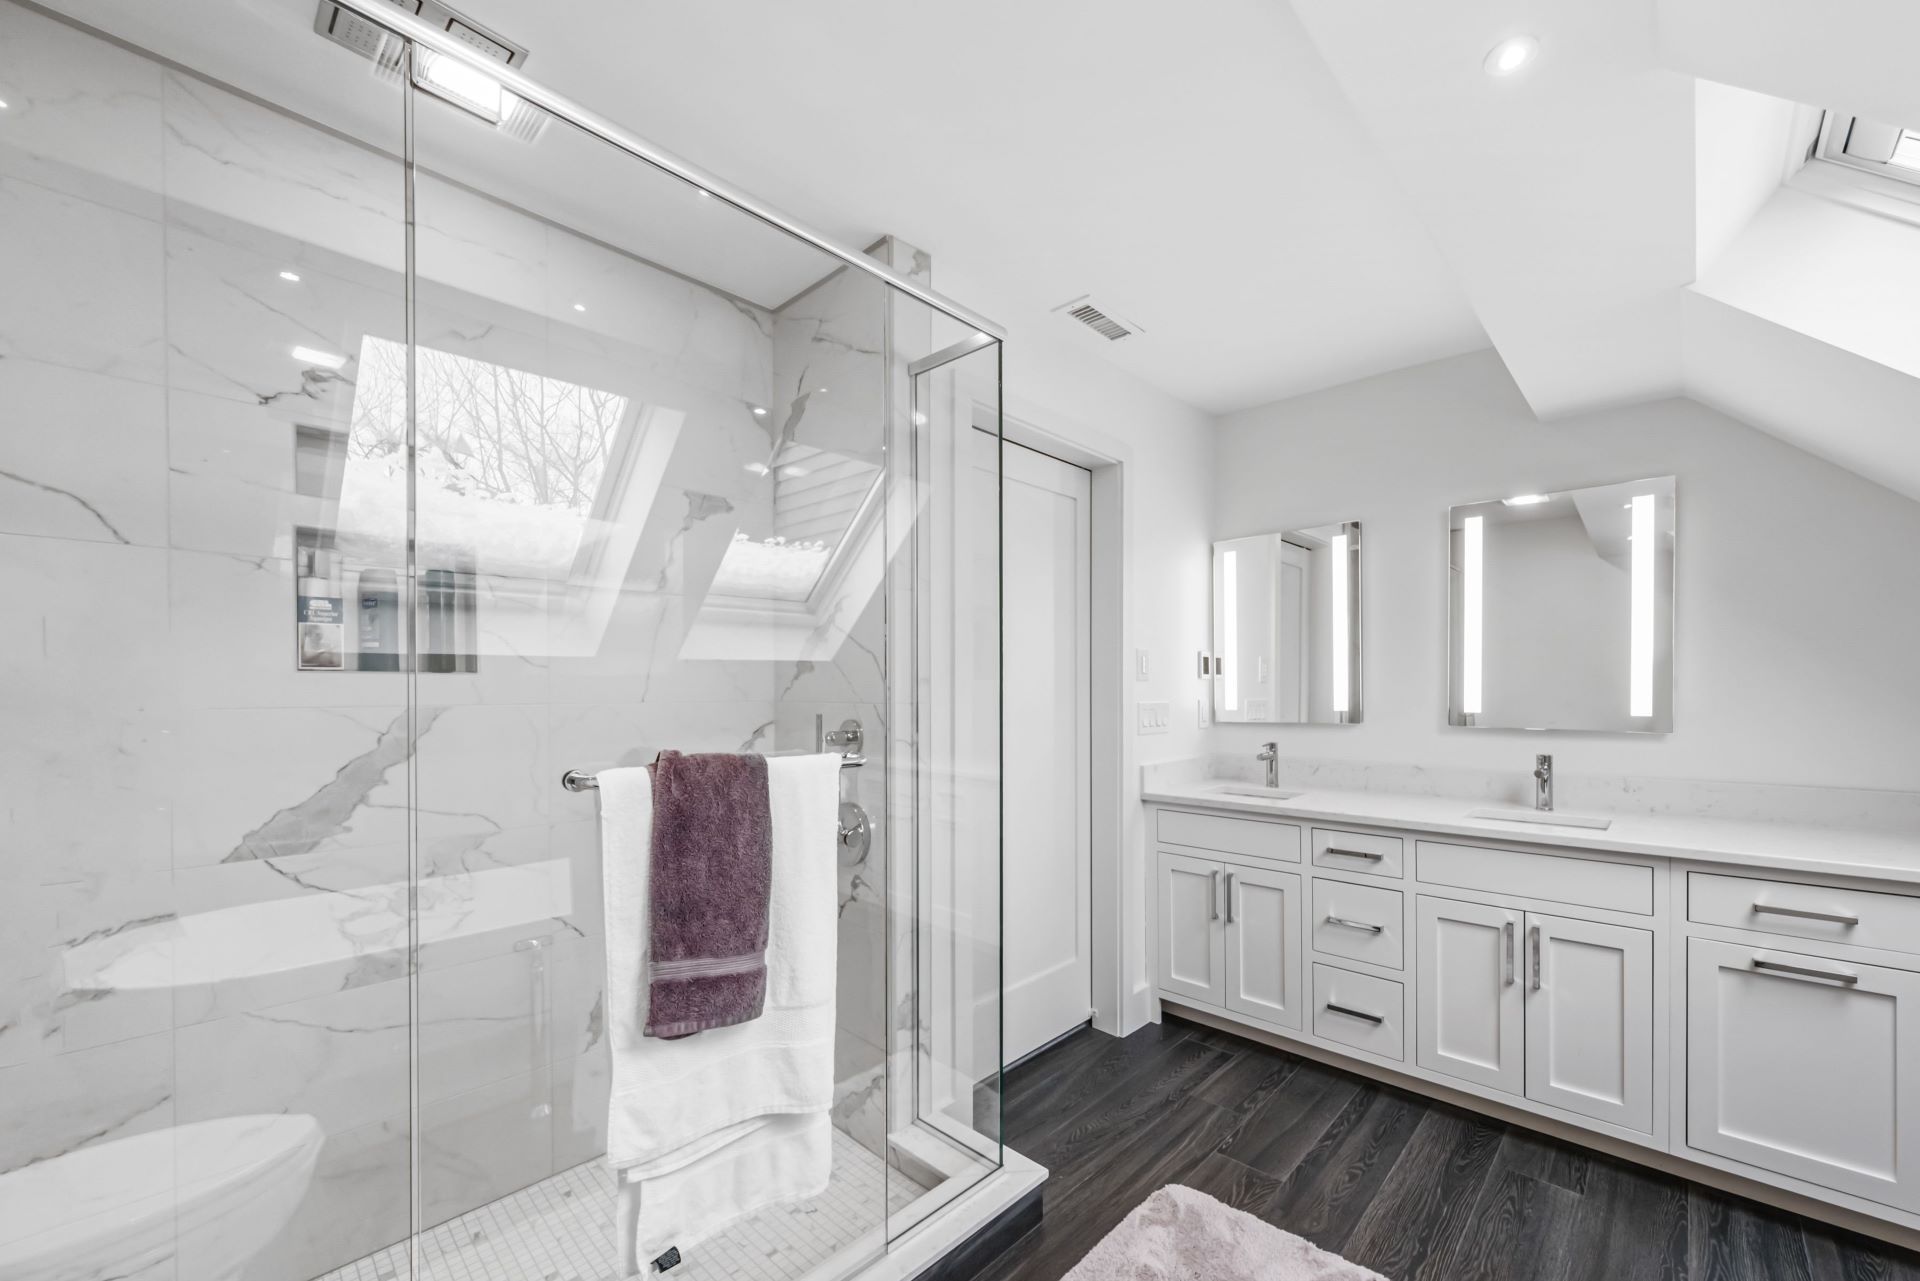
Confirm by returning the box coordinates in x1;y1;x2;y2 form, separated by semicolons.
560;754;864;792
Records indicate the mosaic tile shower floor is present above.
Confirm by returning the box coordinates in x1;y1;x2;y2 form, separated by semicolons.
316;1130;916;1281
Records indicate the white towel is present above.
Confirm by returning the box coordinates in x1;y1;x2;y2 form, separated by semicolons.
598;753;841;1257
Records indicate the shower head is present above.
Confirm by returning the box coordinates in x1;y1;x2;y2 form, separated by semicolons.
312;0;548;142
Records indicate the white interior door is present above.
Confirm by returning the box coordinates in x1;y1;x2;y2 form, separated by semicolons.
975;431;1093;1063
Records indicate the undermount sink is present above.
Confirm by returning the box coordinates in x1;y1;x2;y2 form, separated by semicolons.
1213;784;1302;800
1466;807;1613;831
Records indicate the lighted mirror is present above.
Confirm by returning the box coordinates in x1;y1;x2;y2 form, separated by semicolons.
1210;522;1363;724
1447;477;1675;732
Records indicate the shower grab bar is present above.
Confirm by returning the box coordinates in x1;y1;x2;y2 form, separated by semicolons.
561;753;864;792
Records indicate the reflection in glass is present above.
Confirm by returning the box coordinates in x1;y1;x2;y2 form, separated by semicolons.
1210;522;1364;724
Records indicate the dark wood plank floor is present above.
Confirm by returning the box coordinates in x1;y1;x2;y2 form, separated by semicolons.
974;1015;1920;1281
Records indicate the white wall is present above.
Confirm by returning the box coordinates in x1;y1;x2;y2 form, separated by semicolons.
1212;348;1920;794
937;274;1216;1034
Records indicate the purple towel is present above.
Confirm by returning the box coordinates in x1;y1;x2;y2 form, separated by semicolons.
644;750;773;1039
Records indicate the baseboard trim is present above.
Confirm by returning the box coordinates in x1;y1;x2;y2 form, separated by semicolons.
1164;1002;1920;1254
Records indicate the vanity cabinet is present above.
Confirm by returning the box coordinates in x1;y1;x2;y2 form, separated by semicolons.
1411;897;1653;1130
1156;850;1303;1029
1149;792;1920;1244
1686;937;1920;1211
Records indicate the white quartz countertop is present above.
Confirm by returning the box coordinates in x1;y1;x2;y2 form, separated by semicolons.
1142;780;1920;885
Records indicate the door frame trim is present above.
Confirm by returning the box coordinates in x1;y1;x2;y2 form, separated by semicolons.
978;408;1131;1035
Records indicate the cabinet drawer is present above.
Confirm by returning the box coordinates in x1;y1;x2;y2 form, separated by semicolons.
1158;809;1300;862
1417;840;1653;915
1313;964;1404;1062
1689;872;1920;956
1311;827;1404;879
1312;878;1404;970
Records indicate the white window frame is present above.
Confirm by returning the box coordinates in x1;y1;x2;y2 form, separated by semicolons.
1815;111;1920;187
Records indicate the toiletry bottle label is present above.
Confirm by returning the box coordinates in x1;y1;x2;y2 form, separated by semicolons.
298;594;345;670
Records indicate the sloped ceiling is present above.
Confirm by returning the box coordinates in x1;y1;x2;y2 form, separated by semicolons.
1287;0;1920;502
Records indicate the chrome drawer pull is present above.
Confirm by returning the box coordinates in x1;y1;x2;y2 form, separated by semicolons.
1210;869;1221;922
1503;919;1515;986
1325;914;1384;934
1324;847;1384;861
1752;958;1858;985
1752;902;1859;927
1225;872;1236;925
1325;1002;1384;1025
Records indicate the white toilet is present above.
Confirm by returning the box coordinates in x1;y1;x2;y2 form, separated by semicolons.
0;1114;324;1281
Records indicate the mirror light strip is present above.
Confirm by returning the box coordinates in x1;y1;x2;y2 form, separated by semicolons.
1221;548;1239;712
1462;516;1483;716
1330;532;1350;714
1629;493;1655;717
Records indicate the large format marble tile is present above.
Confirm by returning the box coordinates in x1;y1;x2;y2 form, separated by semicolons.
163;215;402;411
0;536;172;714
0;174;165;383
173;978;409;1135
548;699;778;823
0;358;168;546
161;71;404;276
0;1029;175;1175
417;949;543;1104
169;706;412;866
417;1067;556;1230
1;708;174;886
234;1115;411;1281
549;589;776;705
0;4;164;215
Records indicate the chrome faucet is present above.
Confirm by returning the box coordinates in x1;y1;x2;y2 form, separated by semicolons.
1534;754;1554;812
1257;742;1279;789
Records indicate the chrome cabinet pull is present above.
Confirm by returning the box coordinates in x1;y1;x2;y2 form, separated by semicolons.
1753;957;1858;985
1503;920;1515;986
1225;872;1236;925
1210;869;1221;922
1324;847;1384;862
1530;924;1543;991
1325;914;1384;934
1752;902;1859;927
1325;1002;1385;1025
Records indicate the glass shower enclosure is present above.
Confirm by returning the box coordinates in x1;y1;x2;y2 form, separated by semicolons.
0;1;1007;1277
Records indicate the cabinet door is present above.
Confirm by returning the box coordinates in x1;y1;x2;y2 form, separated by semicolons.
1225;865;1303;1029
1524;913;1654;1132
1158;851;1224;1005
1687;938;1920;1210
1415;896;1524;1095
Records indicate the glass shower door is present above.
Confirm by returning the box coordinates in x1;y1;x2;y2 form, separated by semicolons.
404;54;901;1281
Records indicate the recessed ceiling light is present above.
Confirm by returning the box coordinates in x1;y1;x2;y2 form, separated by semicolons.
290;345;347;371
751;406;767;417
279;270;301;283
0;99;11;110
743;461;770;476
1484;35;1539;76
1501;493;1550;507
572;302;586;312
778;465;810;479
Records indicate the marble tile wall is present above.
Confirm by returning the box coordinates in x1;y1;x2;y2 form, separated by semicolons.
0;7;899;1279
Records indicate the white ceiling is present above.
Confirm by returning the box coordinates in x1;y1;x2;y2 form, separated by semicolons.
37;0;1920;500
43;0;1488;414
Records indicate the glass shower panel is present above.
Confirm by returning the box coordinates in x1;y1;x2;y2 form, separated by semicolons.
0;5;413;1281
405;75;900;1280
887;332;1005;1241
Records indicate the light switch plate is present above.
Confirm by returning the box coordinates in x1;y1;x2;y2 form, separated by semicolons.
1135;648;1150;681
1137;700;1170;734
1196;697;1211;729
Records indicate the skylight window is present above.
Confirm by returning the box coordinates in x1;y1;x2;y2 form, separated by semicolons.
1816;113;1920;188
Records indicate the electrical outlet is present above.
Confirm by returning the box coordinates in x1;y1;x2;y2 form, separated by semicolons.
1137;700;1170;734
1135;648;1151;681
